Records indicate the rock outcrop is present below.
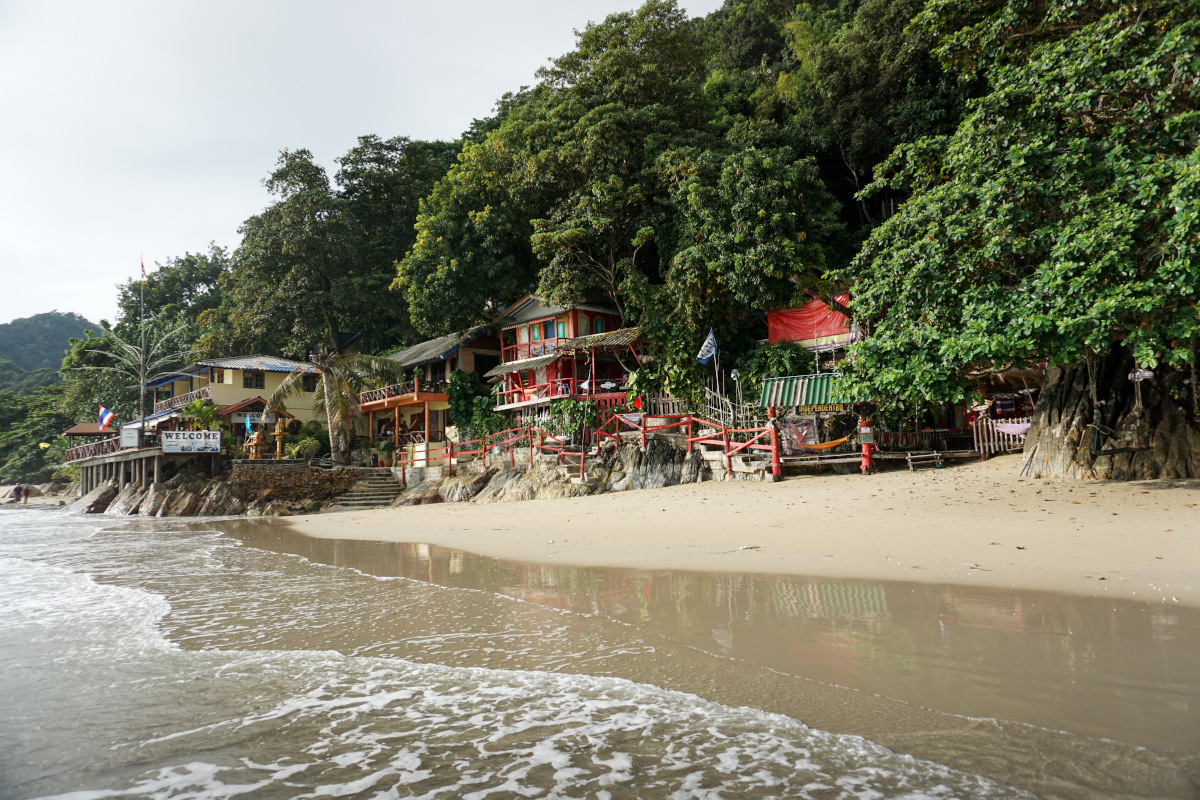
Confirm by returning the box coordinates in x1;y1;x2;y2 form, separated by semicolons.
70;481;119;514
104;483;146;516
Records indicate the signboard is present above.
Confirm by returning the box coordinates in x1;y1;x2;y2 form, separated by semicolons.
795;402;855;414
120;427;140;448
231;411;277;425
161;430;222;453
858;426;873;444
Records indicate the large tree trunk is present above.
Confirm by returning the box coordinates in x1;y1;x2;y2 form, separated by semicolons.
1020;349;1200;479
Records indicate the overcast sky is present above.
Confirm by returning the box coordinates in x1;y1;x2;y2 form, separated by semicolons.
0;0;724;328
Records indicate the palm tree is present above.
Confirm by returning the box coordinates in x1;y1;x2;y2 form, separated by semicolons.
77;319;195;439
268;346;405;464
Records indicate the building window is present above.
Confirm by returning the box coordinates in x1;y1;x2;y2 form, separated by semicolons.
213;369;224;385
302;374;318;392
594;318;605;334
243;370;265;390
577;313;588;335
544;321;555;340
532;325;540;342
557;321;566;339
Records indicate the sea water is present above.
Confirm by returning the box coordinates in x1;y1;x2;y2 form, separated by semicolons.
0;509;1195;799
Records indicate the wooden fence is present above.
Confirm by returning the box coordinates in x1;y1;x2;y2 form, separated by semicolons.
973;416;1032;457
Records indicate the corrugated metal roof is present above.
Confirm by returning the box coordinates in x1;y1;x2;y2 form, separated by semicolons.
484;353;560;378
198;355;314;373
120;408;181;429
388;326;488;368
556;326;642;351
496;295;618;326
147;367;208;388
759;373;857;409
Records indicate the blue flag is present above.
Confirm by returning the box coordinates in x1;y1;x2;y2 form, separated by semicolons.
696;328;718;364
245;415;252;435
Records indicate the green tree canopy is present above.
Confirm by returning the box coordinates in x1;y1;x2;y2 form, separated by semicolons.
837;0;1199;403
115;244;229;342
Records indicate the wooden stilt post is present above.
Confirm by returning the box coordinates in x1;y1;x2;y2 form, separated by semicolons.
423;403;430;469
154;455;161;484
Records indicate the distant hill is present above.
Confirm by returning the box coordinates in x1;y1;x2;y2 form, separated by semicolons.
0;311;97;372
0;357;59;394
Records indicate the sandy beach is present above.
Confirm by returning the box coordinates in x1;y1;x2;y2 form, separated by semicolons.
288;454;1200;606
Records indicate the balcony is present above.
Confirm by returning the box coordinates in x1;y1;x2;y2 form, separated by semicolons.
153;385;211;414
495;376;629;410
501;338;566;363
359;379;447;406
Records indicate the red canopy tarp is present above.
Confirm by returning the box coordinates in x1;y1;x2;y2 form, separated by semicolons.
767;294;859;352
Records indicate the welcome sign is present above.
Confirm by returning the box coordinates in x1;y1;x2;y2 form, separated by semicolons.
161;430;222;453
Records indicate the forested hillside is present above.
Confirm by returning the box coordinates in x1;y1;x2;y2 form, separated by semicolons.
0;311;96;372
9;0;1197;482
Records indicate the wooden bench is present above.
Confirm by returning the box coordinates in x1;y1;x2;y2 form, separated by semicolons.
906;451;943;471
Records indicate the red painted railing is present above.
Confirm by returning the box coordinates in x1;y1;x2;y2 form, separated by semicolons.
386;408;788;487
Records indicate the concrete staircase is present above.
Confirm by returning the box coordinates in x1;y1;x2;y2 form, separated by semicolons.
326;469;404;511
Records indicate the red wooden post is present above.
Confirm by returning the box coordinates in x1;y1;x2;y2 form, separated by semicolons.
528;429;534;466
722;422;732;476
768;406;782;481
859;416;874;475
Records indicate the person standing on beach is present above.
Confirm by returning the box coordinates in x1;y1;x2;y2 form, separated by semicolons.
22;485;28;506
12;485;22;505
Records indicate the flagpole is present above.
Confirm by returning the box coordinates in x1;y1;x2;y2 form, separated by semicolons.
139;256;146;445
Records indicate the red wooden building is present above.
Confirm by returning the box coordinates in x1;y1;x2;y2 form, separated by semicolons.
483;296;641;418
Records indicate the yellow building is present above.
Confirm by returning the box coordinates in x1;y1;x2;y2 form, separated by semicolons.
142;355;320;434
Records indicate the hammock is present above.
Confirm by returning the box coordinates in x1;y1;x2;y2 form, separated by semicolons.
798;435;851;451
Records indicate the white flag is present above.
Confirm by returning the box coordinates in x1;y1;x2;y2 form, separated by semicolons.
696;328;718;364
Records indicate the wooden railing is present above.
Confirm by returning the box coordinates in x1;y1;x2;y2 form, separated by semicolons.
359;380;446;405
65;436;122;462
496;377;630;408
153;385;211;414
502;339;566;362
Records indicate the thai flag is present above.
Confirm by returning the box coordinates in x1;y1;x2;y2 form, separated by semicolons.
696;328;718;364
98;406;115;431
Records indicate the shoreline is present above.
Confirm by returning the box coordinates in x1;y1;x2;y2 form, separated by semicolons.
281;454;1200;607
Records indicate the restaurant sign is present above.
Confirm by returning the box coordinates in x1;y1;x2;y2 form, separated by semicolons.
161;430;222;453
231;411;277;425
796;402;855;414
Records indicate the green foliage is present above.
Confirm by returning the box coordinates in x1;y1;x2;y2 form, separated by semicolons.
735;341;816;401
268;348;406;464
68;318;195;426
838;0;1200;404
0;311;96;372
446;370;490;427
116;245;228;341
180;399;222;431
287;437;322;460
0;386;71;483
396;127;541;336
446;370;509;441
542;398;600;440
204;139;456;357
58;330;136;425
0;358;59;395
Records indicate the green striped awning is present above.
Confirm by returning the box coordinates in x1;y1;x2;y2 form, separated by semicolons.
759;373;856;412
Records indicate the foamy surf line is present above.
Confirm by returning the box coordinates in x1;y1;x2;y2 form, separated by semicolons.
33;650;1031;800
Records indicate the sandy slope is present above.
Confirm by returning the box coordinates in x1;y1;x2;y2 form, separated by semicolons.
285;454;1196;604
